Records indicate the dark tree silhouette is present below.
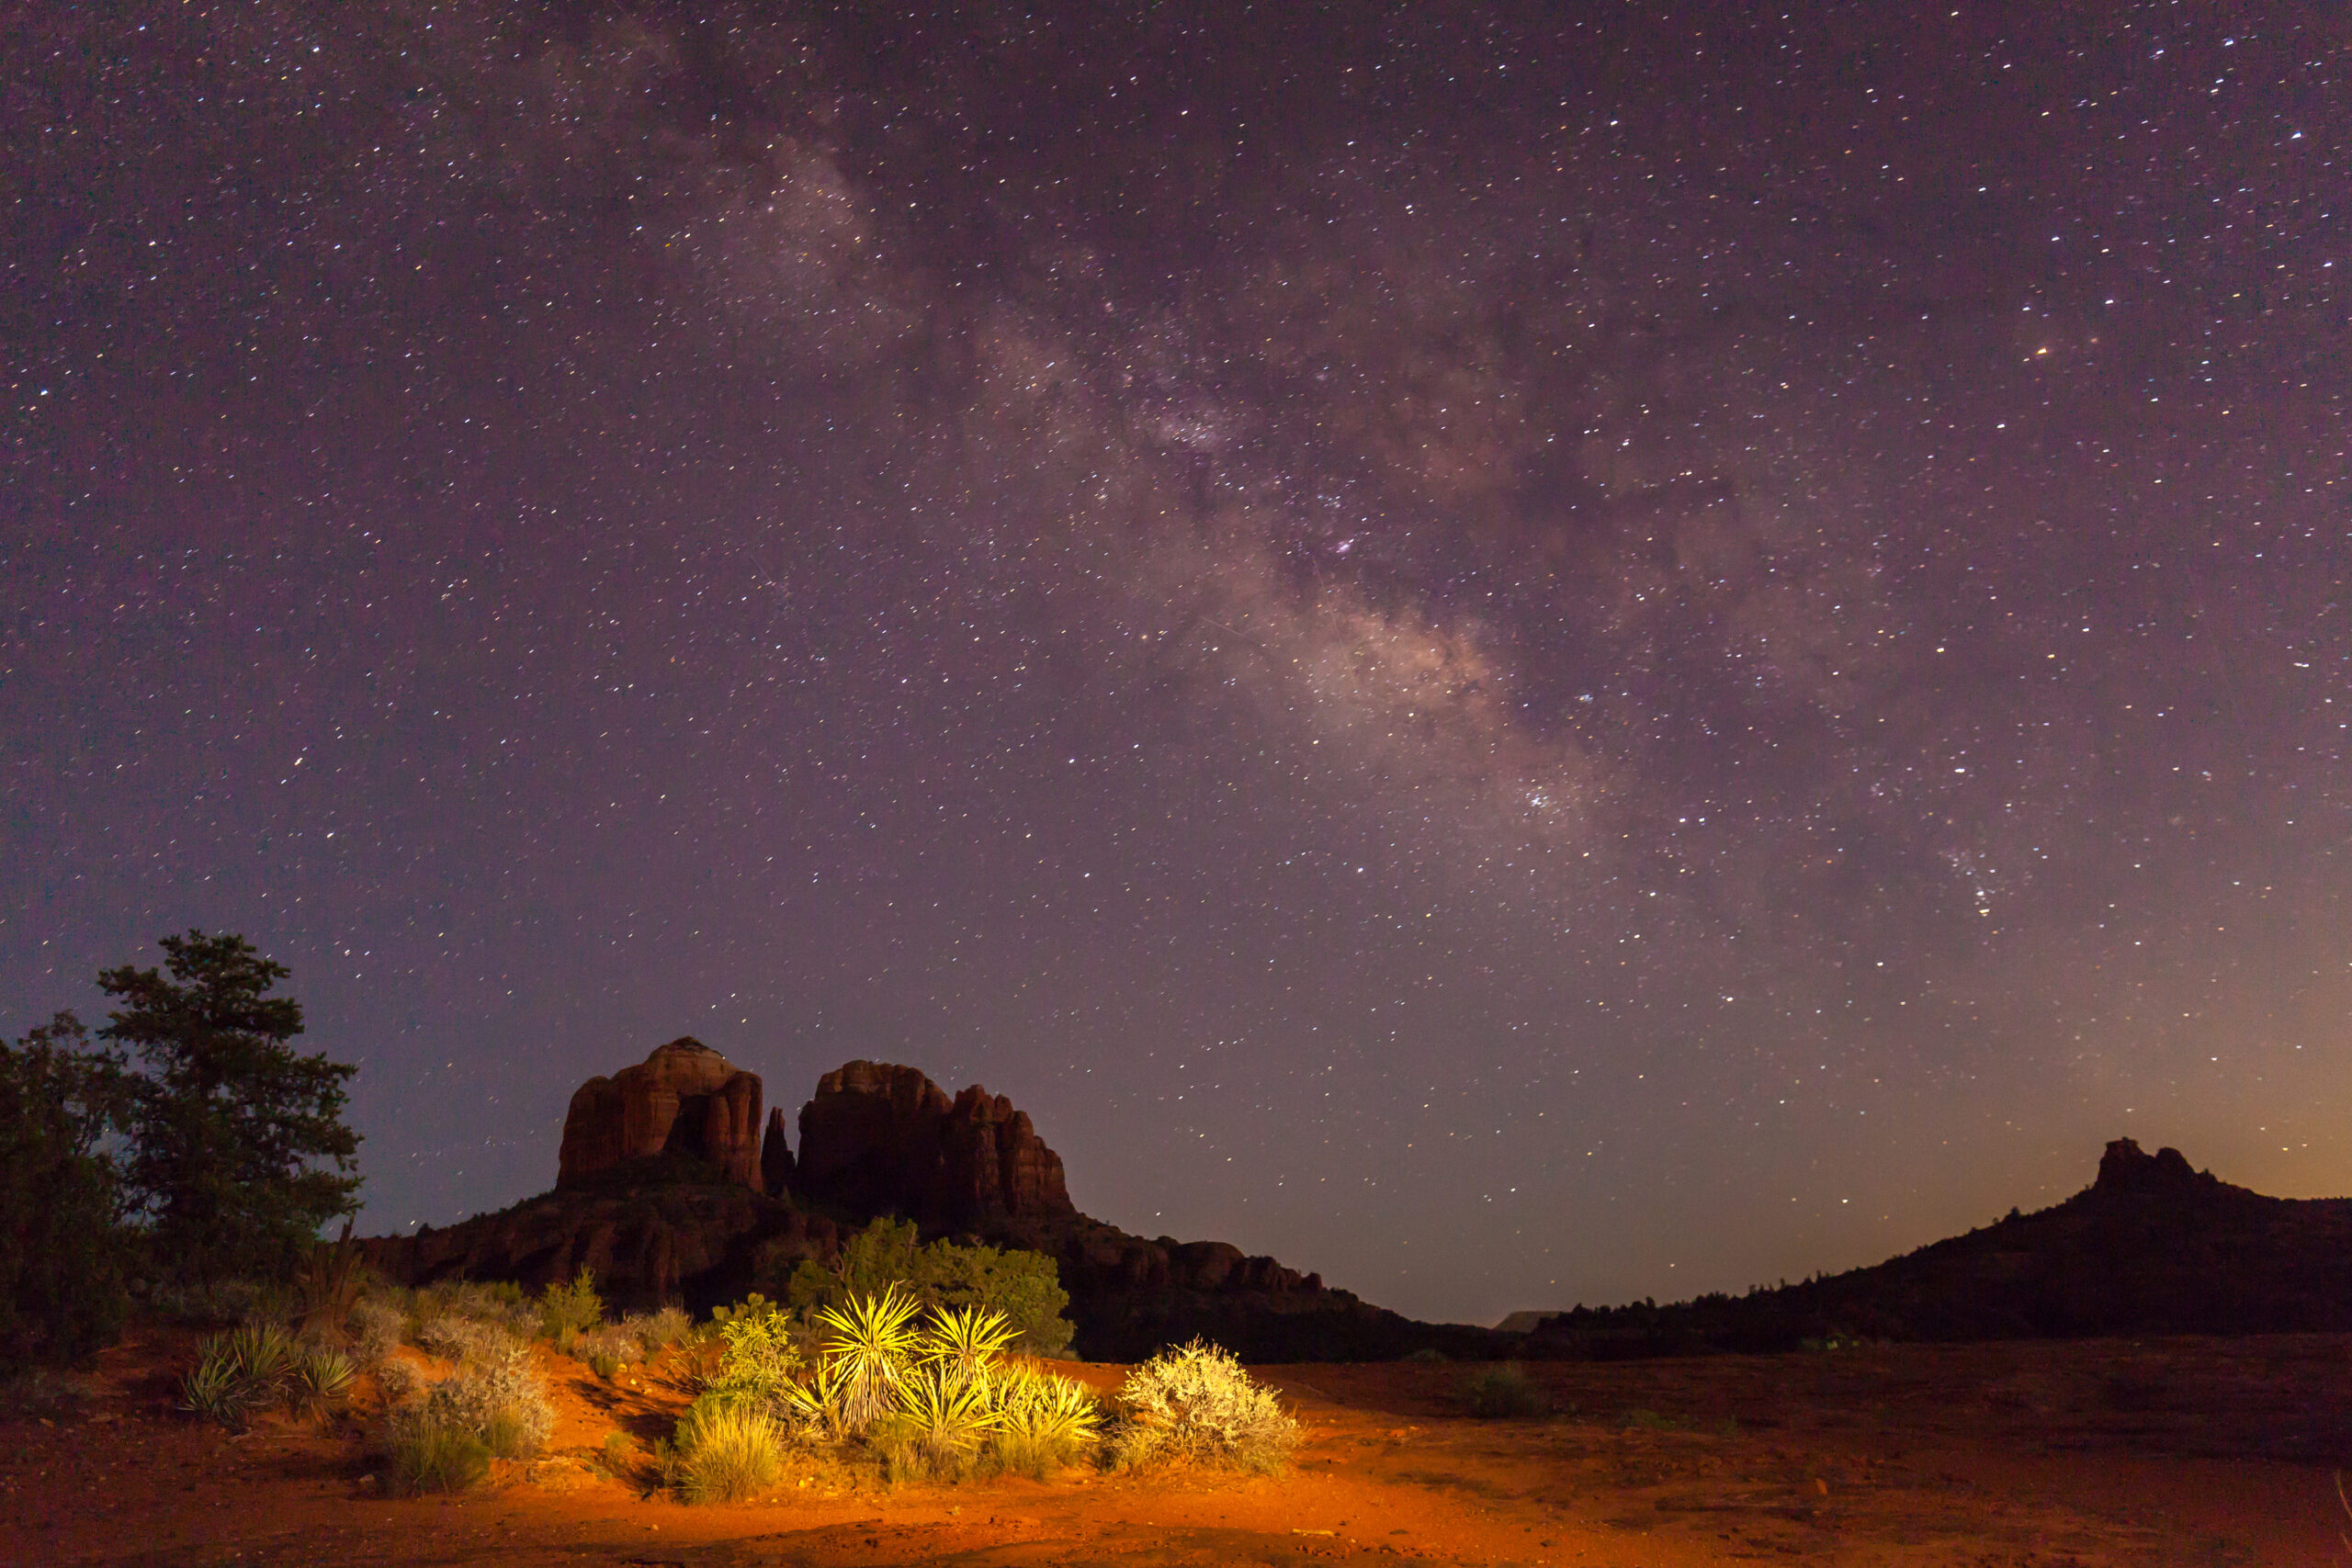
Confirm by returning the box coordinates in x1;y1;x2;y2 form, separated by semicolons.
0;1013;133;1361
99;931;360;1283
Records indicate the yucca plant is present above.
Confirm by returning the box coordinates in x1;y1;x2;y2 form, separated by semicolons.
180;1320;300;1429
812;1285;922;1437
178;1355;259;1430
288;1347;357;1423
919;1304;1018;1381
777;1354;852;1440
872;1360;1001;1482
991;1363;1102;1478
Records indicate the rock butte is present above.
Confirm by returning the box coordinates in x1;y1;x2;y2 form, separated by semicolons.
556;1037;764;1191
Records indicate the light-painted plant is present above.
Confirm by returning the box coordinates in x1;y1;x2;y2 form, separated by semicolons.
919;1304;1018;1381
812;1285;922;1437
673;1403;785;1503
1114;1339;1296;1472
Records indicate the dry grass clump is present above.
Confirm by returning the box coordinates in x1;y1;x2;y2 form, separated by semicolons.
370;1318;557;1492
1460;1361;1549;1418
1113;1339;1297;1472
673;1403;785;1502
378;1405;492;1495
347;1299;405;1366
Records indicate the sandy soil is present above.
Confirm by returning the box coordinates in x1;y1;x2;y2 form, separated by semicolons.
5;1328;2348;1566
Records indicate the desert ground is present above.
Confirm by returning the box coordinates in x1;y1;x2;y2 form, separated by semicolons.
6;1329;2348;1567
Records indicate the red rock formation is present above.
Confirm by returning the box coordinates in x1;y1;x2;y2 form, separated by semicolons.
557;1037;764;1190
794;1061;1076;1224
761;1106;796;1196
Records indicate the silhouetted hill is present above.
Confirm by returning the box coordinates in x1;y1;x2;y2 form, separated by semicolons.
1521;1139;2352;1358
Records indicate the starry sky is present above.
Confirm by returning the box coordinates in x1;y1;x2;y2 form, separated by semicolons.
6;2;2346;1325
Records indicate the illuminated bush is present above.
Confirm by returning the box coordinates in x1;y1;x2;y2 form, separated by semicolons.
1113;1339;1296;1472
674;1403;785;1503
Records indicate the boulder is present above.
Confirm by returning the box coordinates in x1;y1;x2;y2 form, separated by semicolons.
557;1037;764;1191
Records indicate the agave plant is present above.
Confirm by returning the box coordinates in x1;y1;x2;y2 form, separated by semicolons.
812;1285;922;1437
919;1304;1017;1381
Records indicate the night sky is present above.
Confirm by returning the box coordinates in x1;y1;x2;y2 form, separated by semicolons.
6;3;2346;1325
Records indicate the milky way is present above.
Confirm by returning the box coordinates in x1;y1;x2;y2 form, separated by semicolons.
6;3;2346;1321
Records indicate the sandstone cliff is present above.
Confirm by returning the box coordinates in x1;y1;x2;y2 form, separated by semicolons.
556;1037;764;1191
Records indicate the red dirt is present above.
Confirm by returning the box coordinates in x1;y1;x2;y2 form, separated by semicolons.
5;1327;2347;1565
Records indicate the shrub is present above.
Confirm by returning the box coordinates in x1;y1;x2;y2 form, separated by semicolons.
379;1406;492;1495
623;1306;692;1354
786;1218;1075;1356
578;1325;641;1373
702;1302;802;1412
674;1403;785;1504
421;1335;555;1459
1460;1362;1548;1418
1114;1339;1296;1472
537;1269;604;1344
0;1014;132;1365
348;1299;404;1366
416;1314;504;1363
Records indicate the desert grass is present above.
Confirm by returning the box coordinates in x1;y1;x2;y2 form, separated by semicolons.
674;1404;786;1503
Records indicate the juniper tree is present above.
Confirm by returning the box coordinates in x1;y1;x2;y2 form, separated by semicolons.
98;931;360;1282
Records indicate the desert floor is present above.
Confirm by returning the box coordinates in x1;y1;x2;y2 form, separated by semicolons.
5;1328;2349;1566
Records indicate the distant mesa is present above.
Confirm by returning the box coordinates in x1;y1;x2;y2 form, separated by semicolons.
557;1037;765;1191
375;1042;1487;1360
2093;1134;2223;1198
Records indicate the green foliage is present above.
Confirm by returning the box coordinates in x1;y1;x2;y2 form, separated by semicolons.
702;1301;802;1410
874;1360;1004;1481
786;1218;1074;1355
676;1287;1102;1491
813;1284;922;1437
1459;1362;1548;1418
1114;1339;1297;1472
674;1403;785;1503
97;931;360;1283
0;1013;133;1363
179;1320;300;1429
379;1408;492;1495
288;1345;356;1422
536;1268;604;1343
989;1362;1102;1479
921;1304;1018;1381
